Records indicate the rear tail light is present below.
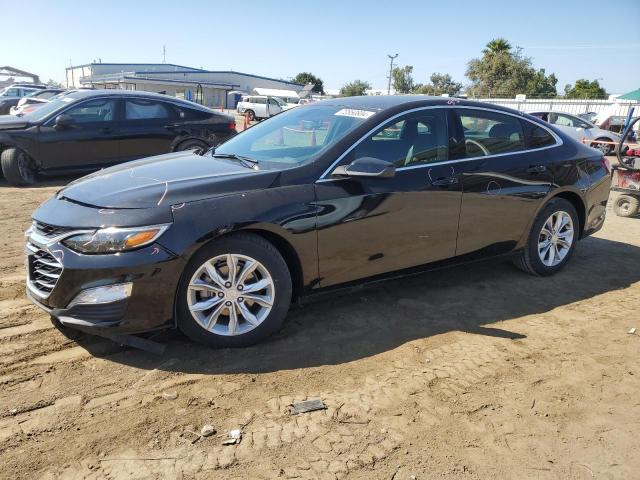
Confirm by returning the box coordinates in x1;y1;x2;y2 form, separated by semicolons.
229;122;236;131
601;157;612;174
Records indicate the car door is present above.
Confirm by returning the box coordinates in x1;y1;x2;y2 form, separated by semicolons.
35;97;121;170
116;98;177;161
267;97;282;117
451;107;556;257
314;107;462;287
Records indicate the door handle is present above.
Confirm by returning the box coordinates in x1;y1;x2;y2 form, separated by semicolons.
432;176;458;186
526;165;547;173
100;127;113;134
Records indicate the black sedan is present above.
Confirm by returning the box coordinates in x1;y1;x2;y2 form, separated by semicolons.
27;96;611;348
0;90;236;186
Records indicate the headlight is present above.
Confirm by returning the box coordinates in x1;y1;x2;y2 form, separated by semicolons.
62;224;170;254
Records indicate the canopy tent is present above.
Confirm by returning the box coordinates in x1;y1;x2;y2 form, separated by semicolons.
252;87;300;99
618;88;640;101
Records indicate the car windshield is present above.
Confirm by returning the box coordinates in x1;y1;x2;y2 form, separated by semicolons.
19;95;78;121
214;104;372;169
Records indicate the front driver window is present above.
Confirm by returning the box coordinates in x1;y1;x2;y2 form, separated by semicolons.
349;109;448;168
65;98;117;123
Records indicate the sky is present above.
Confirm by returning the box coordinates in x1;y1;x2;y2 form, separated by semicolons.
2;0;639;94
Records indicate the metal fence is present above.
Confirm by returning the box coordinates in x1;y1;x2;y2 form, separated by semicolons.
479;98;638;117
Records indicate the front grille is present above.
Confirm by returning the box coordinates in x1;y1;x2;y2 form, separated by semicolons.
33;221;74;238
26;242;63;298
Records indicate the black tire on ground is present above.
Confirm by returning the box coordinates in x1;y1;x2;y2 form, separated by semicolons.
613;195;640;218
592;137;613;156
245;109;255;121
514;198;580;276
1;147;37;186
176;138;210;154
177;232;292;348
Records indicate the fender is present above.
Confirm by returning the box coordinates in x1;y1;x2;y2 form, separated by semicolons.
159;184;320;290
0;134;39;164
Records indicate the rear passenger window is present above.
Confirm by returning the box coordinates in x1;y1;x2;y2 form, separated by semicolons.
349;109;448;168
523;122;556;149
125;100;170;120
457;109;524;157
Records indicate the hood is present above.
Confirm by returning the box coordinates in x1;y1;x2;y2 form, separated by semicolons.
0;115;29;130
59;151;279;209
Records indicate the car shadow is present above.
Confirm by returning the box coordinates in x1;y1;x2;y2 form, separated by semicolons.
73;235;640;374
0;175;80;189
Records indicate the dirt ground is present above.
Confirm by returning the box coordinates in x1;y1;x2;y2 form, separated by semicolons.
0;176;639;480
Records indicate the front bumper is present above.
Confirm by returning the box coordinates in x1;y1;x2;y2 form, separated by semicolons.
26;234;186;335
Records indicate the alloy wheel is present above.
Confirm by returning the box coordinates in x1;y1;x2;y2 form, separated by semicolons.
187;253;275;336
537;211;574;267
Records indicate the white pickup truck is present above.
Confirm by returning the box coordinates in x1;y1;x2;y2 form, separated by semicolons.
236;95;288;120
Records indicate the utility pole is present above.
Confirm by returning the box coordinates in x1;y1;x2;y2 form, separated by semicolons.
387;53;398;95
162;45;166;63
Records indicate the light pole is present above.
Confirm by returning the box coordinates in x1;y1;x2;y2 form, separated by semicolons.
387;53;398;95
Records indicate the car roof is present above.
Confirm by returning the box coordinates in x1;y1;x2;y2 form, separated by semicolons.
63;88;215;111
318;95;524;115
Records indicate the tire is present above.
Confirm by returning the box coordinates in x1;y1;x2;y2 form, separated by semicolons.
613;195;639;218
245;110;255;121
176;138;209;154
177;232;292;348
592;138;613;156
1;147;37;186
514;198;579;276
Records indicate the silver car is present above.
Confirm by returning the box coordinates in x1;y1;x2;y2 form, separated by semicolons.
529;111;620;155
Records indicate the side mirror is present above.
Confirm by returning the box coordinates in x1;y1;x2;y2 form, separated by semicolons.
54;114;74;130
332;157;396;179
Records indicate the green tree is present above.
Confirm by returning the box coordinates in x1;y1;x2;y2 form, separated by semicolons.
466;40;558;98
292;72;324;94
416;72;463;96
340;79;371;97
391;65;414;94
483;38;512;55
46;79;64;88
563;79;607;99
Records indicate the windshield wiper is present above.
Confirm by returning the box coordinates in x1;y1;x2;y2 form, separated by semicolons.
211;153;259;169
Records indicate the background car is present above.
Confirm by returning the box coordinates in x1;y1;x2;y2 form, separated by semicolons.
236;95;285;120
8;88;66;115
0;83;47;114
529;111;620;155
0;89;236;185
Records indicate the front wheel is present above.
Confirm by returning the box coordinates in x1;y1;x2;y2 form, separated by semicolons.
177;233;292;348
1;148;37;186
514;198;579;276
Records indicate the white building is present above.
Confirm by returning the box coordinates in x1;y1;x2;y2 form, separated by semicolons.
65;63;304;109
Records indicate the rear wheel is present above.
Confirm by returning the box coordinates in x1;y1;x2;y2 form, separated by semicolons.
613;195;639;217
1;147;37;186
177;233;292;348
176;138;209;154
514;198;579;276
592;137;613;156
245;109;255;121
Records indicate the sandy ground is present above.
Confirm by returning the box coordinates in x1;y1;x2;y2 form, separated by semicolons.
0;175;639;480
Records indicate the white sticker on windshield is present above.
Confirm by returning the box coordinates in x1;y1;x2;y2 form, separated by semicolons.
334;108;375;119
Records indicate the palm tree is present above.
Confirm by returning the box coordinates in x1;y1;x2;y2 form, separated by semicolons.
483;38;512;55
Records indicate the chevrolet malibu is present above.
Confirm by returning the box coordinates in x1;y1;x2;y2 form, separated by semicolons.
26;96;611;348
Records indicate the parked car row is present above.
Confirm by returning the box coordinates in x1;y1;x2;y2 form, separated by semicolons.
236;95;289;120
528;111;621;155
0;83;50;114
0;89;237;185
